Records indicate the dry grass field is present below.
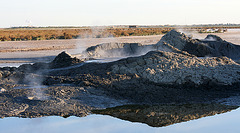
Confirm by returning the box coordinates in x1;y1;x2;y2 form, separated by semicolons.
0;28;171;41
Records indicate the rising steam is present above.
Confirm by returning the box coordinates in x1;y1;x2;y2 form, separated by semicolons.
23;69;49;100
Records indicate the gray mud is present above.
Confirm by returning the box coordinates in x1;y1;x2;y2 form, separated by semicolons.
0;85;130;118
1;30;240;121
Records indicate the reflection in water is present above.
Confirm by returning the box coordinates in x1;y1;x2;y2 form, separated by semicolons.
92;104;239;127
0;105;240;133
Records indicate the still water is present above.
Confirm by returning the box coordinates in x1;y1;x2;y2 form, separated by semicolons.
1;108;240;133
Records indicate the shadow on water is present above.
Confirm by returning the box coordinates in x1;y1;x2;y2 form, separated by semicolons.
92;104;239;127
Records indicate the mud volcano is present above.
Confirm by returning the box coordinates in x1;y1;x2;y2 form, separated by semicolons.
1;30;240;121
156;30;240;59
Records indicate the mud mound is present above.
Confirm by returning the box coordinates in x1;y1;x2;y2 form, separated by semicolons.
83;42;155;58
205;34;223;41
156;30;240;59
156;30;217;57
16;51;84;73
111;50;240;86
156;29;192;50
81;30;240;60
2;30;240;119
1;50;240;118
9;50;240;88
50;51;84;68
202;35;240;59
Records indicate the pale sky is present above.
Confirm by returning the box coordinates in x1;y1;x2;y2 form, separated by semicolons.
0;0;240;28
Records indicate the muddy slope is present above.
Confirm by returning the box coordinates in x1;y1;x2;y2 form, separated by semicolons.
80;30;240;60
1;50;240;104
83;42;155;58
156;30;240;59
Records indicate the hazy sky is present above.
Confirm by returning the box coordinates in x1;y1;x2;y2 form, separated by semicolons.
1;0;240;27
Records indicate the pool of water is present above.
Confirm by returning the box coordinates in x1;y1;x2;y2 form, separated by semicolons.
1;108;240;133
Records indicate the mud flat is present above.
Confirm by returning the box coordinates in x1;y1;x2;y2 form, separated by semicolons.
0;35;162;65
